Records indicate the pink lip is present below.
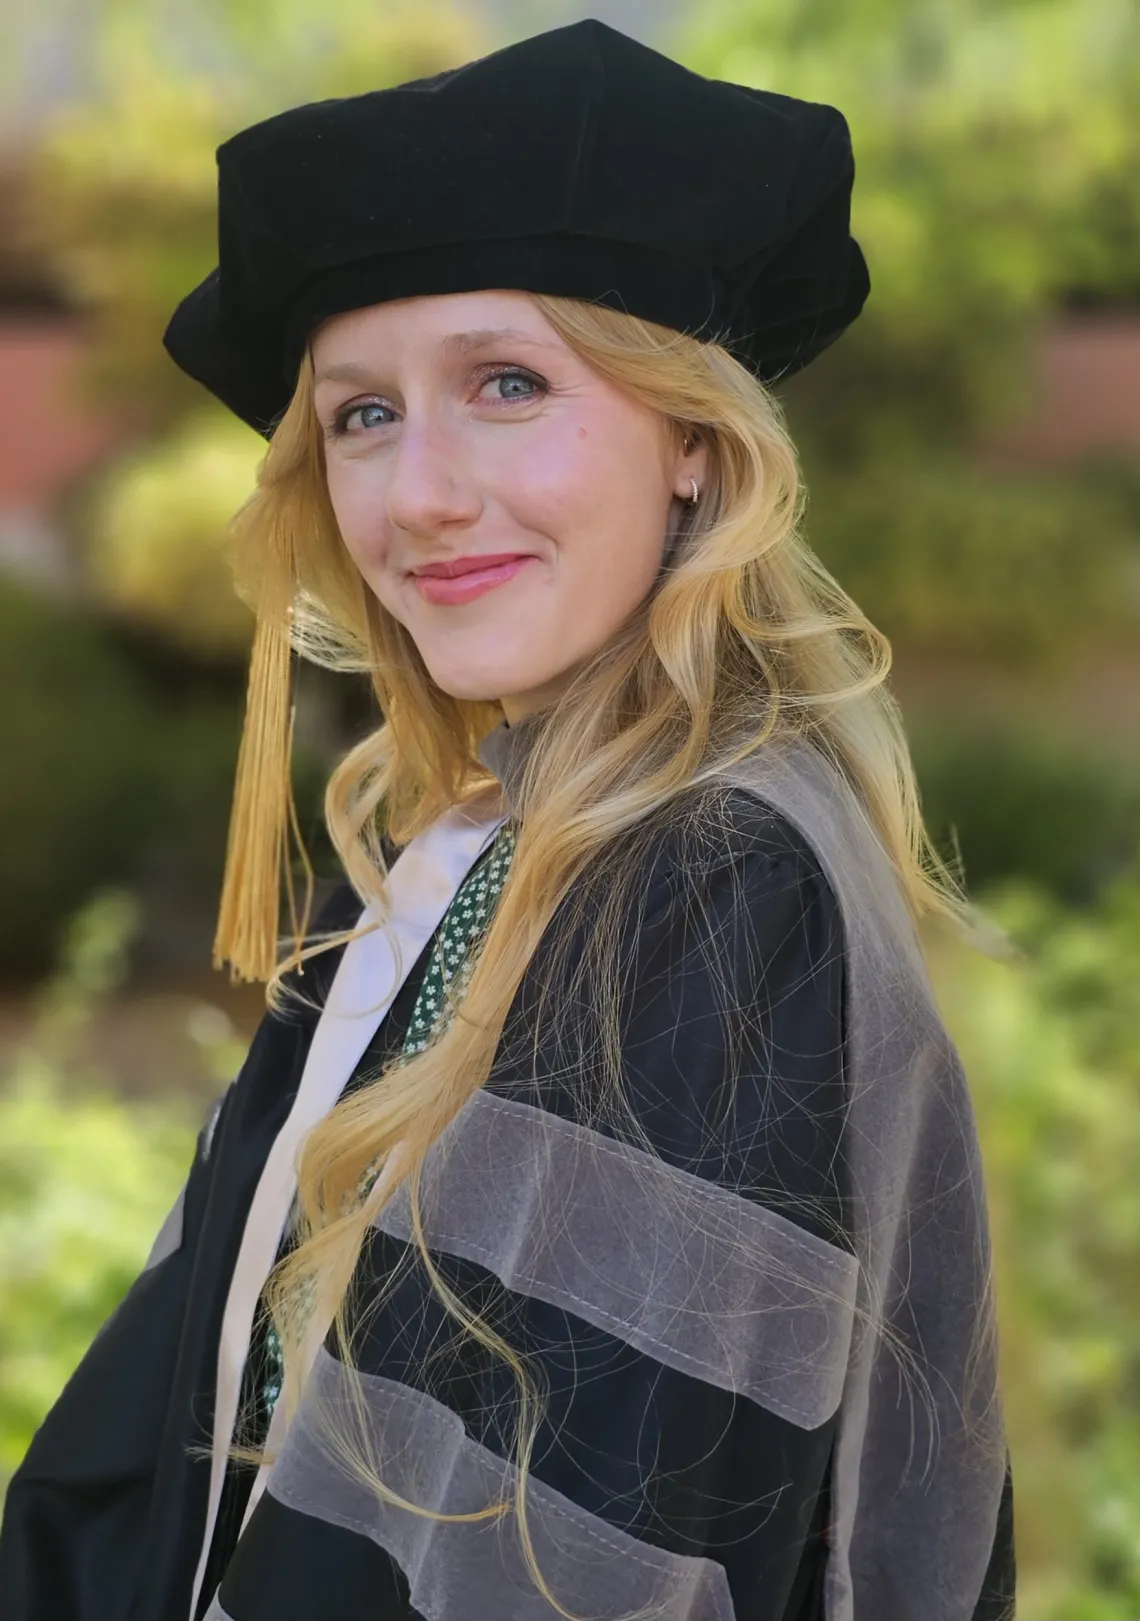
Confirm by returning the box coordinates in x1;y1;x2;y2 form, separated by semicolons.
413;551;530;579
413;555;535;605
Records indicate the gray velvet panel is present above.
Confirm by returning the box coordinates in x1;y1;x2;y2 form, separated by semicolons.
267;1345;736;1621
374;1088;859;1429
142;1181;187;1272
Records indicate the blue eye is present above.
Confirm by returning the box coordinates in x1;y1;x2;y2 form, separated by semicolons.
483;367;544;400
328;401;393;437
355;403;393;427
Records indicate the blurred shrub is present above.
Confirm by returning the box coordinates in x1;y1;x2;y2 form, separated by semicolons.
805;456;1140;666
131;683;345;971
0;890;199;1494
911;715;1140;904
87;406;263;659
679;0;1140;666
0;577;163;977
681;0;1140;359
928;852;1140;1618
0;573;340;978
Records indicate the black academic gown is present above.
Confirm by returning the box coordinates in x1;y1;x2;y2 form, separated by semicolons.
0;793;1014;1621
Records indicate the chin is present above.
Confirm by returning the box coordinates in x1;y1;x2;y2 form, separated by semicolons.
420;644;547;699
423;669;526;705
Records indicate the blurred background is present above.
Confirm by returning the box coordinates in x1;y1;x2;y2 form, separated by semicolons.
0;1;1137;1613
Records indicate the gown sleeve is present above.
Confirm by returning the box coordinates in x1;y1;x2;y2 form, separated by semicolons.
551;799;852;1620
0;881;367;1621
506;799;1015;1621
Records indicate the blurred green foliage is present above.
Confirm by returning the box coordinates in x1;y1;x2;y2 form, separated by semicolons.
805;457;1140;670
692;0;1140;298
87;406;262;659
674;0;1140;660
0;890;199;1492
912;714;1140;904
929;855;1140;1618
0;577;161;976
0;571;340;977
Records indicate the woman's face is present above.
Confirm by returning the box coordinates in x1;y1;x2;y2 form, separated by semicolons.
311;290;707;724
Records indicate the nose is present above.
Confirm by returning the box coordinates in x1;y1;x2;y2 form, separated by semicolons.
385;414;481;538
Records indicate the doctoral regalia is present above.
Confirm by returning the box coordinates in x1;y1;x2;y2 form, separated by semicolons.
0;715;1015;1621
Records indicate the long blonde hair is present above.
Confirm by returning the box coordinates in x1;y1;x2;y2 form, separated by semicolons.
226;294;1013;1618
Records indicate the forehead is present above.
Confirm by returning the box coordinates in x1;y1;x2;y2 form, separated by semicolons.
309;289;566;370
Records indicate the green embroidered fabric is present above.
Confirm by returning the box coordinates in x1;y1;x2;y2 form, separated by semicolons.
387;818;519;1060
259;818;518;1420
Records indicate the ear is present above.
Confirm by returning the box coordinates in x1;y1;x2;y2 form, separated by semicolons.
674;428;711;502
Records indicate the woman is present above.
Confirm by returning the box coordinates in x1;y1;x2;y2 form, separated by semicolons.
0;20;1016;1621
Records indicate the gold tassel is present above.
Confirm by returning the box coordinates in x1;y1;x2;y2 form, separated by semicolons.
212;599;312;984
282;698;316;976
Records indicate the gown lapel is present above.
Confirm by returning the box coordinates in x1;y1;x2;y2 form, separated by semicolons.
188;794;509;1621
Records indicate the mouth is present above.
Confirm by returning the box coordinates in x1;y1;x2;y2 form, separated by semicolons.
409;551;535;580
411;555;536;605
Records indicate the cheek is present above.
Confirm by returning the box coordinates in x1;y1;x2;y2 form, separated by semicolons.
517;414;666;544
499;431;594;519
560;428;671;571
324;464;392;569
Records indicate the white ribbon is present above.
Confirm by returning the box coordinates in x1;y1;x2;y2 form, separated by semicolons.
188;796;508;1621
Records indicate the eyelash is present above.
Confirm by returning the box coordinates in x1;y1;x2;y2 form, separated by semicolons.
325;365;547;440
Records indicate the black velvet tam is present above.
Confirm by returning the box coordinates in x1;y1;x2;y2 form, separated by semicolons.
163;19;870;438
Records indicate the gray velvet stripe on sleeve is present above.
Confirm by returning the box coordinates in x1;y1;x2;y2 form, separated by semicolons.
145;1088;230;1275
374;1089;859;1429
265;1344;737;1621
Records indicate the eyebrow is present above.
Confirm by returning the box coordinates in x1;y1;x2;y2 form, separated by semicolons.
313;327;561;386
